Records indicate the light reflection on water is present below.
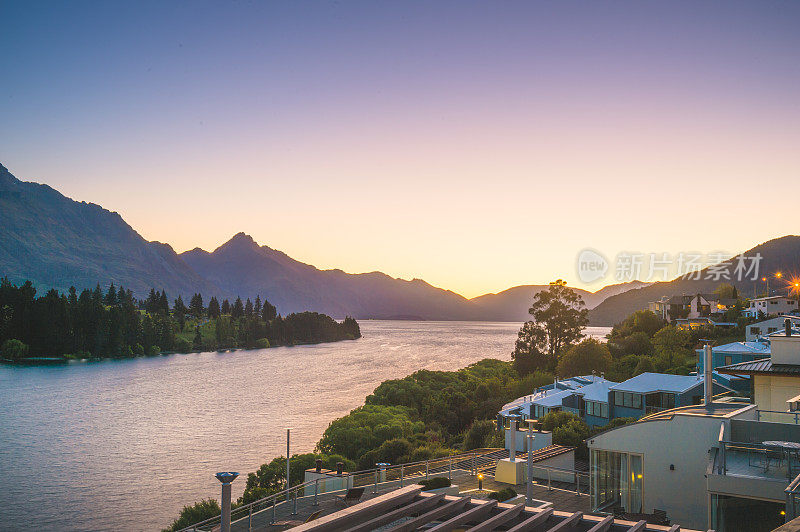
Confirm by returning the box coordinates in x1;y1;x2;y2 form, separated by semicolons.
0;321;610;531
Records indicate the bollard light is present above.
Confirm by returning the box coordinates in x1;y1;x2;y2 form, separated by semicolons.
477;472;484;491
216;472;239;532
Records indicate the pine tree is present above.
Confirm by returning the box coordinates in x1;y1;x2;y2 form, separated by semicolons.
189;293;204;319
254;296;262;317
158;290;169;314
262;298;277;320
104;283;118;306
173;295;187;331
232;297;244;319
221;299;231;315
245;298;254;317
207;297;221;319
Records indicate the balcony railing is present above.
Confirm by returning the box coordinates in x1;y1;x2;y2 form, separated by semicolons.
756;409;800;425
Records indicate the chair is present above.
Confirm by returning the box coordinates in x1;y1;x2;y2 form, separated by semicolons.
337;487;365;507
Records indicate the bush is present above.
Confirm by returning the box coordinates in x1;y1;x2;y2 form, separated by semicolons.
133;344;145;356
1;339;29;360
173;338;192;353
162;499;220;532
488;487;517;502
146;345;161;356
463;420;499;451
418;476;451;490
254;338;270;349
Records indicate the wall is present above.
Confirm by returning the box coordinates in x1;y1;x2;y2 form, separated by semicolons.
588;414;727;530
770;336;800;365
505;428;552;454
754;375;800;416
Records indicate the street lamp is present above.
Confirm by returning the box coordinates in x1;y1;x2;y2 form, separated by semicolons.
215;472;239;532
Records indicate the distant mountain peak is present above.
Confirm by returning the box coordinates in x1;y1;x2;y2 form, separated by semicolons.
215;232;260;253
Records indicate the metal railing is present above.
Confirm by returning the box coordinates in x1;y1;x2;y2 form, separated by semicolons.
785;471;800;520
756;410;800;425
716;439;800;479
176;449;500;532
527;464;591;496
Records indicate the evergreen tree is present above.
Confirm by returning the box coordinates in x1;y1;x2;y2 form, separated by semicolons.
193;326;203;351
221;299;231;315
245;298;254;317
173;295;187;331
262;298;277;320
189;293;204;319
104;283;118;306
207;297;221;319
254;296;262;317
158;290;169;314
232;297;244;319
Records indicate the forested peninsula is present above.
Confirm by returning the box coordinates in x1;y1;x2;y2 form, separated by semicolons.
0;278;361;361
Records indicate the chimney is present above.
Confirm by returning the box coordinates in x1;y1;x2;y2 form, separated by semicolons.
336;462;344;476
786;318;792;337
315;459;322;473
704;342;713;409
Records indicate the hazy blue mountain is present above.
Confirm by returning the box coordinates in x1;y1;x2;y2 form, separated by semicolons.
0;163;218;298
468;281;650;321
180;232;482;320
588;235;800;326
0;162;655;320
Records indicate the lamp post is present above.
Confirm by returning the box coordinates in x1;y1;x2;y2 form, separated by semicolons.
525;418;536;507
477;472;483;491
215;472;239;532
286;428;291;491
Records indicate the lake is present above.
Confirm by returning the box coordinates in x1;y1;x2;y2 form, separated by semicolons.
0;321;611;531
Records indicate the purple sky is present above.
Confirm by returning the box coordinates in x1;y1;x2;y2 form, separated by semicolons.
1;1;799;296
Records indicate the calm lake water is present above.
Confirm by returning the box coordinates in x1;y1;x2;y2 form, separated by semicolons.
0;321;611;531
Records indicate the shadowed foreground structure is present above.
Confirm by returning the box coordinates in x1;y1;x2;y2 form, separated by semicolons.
288;485;712;532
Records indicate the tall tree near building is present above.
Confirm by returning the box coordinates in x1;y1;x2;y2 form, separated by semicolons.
512;280;588;375
232;297;244;319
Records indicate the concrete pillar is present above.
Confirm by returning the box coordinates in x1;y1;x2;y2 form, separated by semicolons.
704;343;713;408
526;431;534;506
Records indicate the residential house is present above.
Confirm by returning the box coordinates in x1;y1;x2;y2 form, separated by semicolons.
746;315;800;341
744;296;799;318
608;372;731;417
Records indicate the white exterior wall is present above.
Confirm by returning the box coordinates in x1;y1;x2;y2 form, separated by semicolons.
769;335;800;365
746;317;800;341
754;374;800;417
749;297;798;317
505;428;552;453
588;415;727;530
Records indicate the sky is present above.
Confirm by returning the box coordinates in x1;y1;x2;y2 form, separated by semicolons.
1;1;799;298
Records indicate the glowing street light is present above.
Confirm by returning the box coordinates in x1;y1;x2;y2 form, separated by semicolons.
477;472;484;491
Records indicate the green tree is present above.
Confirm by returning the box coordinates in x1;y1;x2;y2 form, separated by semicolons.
652;326;692;370
1;339;29;360
633;356;656;376
173;295;187;331
188;293;204;319
714;283;739;300
556;338;612;377
316;405;425;460
512;280;588;374
231;297;244;319
162;499;220;532
207;297;221;319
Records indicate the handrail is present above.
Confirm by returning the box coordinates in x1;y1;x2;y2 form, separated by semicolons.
175;449;502;531
786;472;800;494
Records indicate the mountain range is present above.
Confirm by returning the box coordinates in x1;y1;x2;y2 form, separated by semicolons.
1;162;794;323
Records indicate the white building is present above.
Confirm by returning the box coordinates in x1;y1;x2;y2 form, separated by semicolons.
744;296;798;318
746;315;800;341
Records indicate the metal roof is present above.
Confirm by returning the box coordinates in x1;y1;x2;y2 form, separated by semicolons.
717;358;800;376
292;485;711;532
705;341;771;354
609;372;704;394
572;379;617;403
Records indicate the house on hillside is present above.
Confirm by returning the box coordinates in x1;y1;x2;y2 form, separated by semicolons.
648;294;736;323
744;295;798;318
746;315;800;340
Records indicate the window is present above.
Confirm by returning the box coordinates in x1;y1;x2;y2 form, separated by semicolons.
587;401;608;418
750;327;760;335
614;392;642;409
592;450;644;514
724;355;732;365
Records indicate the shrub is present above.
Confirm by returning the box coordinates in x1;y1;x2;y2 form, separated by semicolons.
1;339;29;360
162;499;220;532
254;338;270;349
463;420;498;451
418;477;451;490
133;344;145;356
173;338;192;353
146;345;161;356
488;487;517;502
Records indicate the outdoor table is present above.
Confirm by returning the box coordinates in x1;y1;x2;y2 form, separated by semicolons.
763;441;800;475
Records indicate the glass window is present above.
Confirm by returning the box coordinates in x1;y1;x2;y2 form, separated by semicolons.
601;402;609;418
592;450;644;514
724;355;732;366
632;393;642;409
629;454;643;513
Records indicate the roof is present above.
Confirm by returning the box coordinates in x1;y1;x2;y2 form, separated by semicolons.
533;389;573;407
717;358;800;376
293;485;710;532
751;295;796;302
609;372;704;394
572;379;617;403
706;341;771;354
